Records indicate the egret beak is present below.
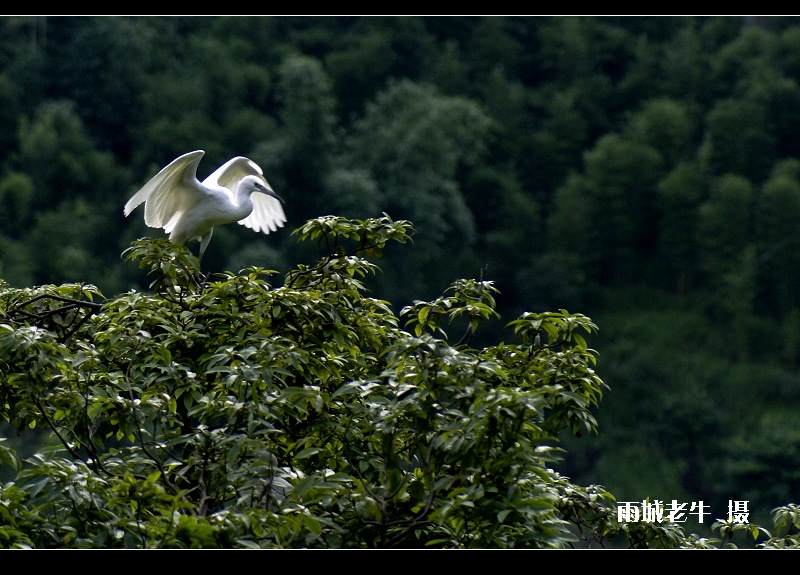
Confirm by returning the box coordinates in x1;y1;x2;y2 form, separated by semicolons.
256;182;285;203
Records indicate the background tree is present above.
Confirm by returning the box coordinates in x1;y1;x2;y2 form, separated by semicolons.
341;79;494;303
654;161;706;294
697;174;755;314
546;133;663;286
753;160;800;317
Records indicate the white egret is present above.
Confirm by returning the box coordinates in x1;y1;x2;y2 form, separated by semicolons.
124;150;286;261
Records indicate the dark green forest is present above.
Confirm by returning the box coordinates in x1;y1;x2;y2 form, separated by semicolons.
2;15;800;533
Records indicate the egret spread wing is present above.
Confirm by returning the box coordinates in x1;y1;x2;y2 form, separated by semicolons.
124;150;206;232
241;191;287;233
204;156;286;234
203;156;264;193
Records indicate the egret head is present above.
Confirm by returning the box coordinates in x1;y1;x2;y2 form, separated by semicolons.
242;175;284;203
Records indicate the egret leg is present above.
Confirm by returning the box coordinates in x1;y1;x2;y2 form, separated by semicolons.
198;229;214;262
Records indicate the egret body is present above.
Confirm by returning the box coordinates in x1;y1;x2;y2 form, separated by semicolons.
124;150;286;260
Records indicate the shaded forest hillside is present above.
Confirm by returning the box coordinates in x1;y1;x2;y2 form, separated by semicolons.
2;16;800;529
